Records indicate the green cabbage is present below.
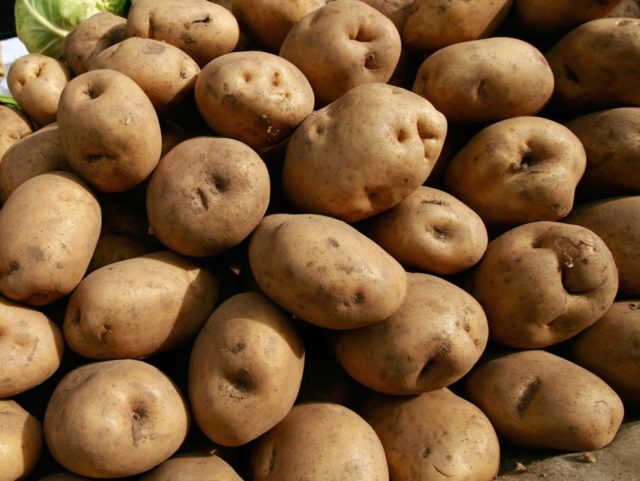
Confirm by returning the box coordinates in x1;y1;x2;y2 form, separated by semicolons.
15;0;129;59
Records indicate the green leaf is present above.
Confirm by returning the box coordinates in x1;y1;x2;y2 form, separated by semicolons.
0;96;22;111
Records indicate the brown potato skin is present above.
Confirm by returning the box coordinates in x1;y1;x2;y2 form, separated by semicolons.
0;401;42;481
140;454;243;481
0;296;63;398
0;172;101;306
564;196;640;297
250;403;389;481
189;292;305;446
363;389;500;481
465;350;624;451
335;272;488;395
249;213;407;330
473;222;618;348
44;359;189;478
127;0;239;66
546;18;640;109
515;0;624;33
361;0;413;32
146;137;270;257
0;105;32;161
365;186;488;274
282;83;447;222
413;37;553;123
279;0;402;105
608;0;640;17
444;116;586;228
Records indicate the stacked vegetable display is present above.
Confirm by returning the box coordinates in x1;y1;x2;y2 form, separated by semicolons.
1;0;639;480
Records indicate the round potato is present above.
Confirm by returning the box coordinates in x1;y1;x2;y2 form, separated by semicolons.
0;401;42;481
249;213;407;330
282;83;447;222
465;350;624;451
44;359;189;478
250;403;388;481
473;221;618;348
146;137;270;257
413;37;553;123
195;51;314;149
189;292;304;446
514;0;624;33
365;186;488;274
127;0;239;66
140;453;242;481
0;105;32;162
279;0;402;105
608;0;640;17
8;54;71;127
0;296;63;398
335;272;488;395
364;389;500;481
444;116;586;227
0;172;101;306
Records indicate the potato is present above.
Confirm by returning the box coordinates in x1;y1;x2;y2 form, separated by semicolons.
0;105;32;161
0;401;41;481
63;12;127;75
608;0;640;17
189;292;304;446
413;37;554;123
514;0;624;33
566;108;640;198
64;251;220;359
250;403;388;481
335;272;488;395
44;359;189;478
564;196;640;297
0;123;69;202
279;0;402;105
231;0;326;52
572;301;640;404
7;54;71;127
361;0;413;32
465;350;624;451
403;0;513;52
0;172;101;306
140;453;242;481
444;116;586;227
146;137;270;257
91;37;201;114
546;18;640;109
363;389;500;481
473;222;618;348
249;213;407;329
282;83;447;222
127;0;239;67
0;296;63;398
195;51;314;149
365;186;487;274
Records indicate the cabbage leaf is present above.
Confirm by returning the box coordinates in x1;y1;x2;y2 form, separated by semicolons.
15;0;129;59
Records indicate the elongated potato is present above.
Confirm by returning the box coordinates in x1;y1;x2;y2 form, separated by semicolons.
0;401;42;481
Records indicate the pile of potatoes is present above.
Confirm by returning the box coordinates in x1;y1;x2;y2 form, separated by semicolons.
1;0;640;479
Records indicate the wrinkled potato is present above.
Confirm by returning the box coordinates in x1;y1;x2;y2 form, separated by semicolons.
403;0;513;52
335;272;488;395
7;54;71;126
413;37;554;123
0;123;69;202
0;105;32;161
279;0;402;105
63;12;128;75
127;0;239;66
0;172;101;306
140;453;243;481
146;137;270;257
0;296;63;398
44;359;189;478
466;350;624;451
250;403;389;481
565;196;640;297
0;401;42;481
282;83;447;222
445;116;586;227
546;18;640;109
473;221;618;348
189;292;305;446
195;51;314;149
365;186;488;274
364;389;500;481
514;0;624;33
249;213;407;330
